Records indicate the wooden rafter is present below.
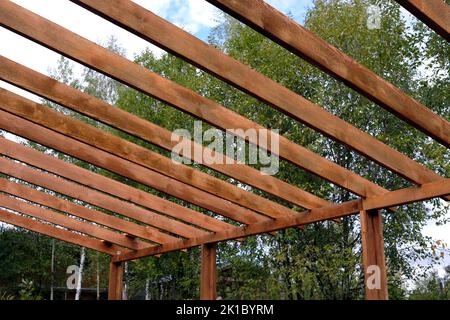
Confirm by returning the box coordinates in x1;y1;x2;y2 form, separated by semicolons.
397;0;450;41
114;178;449;262
0;156;208;239
71;0;447;188
0;1;389;199
0;88;299;220
0;56;329;210
0;177;176;244
0;0;448;301
0;208;126;255
0;111;266;225
206;0;450;147
0;193;150;250
0;137;233;233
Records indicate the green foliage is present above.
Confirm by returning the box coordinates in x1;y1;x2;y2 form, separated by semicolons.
1;0;447;300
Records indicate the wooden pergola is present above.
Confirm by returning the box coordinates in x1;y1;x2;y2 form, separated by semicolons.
0;0;448;301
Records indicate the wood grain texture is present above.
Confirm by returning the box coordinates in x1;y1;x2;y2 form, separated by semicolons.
200;243;217;300
207;0;450;147
113;200;362;262
0;156;207;239
0;208;125;255
397;0;450;41
0;110;267;225
0;192;148;250
0;56;329;210
70;0;445;188
0;137;233;233
0;1;388;198
0;177;176;244
0;88;297;220
360;210;388;300
108;260;123;300
363;178;450;210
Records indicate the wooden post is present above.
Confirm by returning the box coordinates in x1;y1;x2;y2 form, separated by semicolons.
360;210;388;300
200;243;217;300
108;259;124;300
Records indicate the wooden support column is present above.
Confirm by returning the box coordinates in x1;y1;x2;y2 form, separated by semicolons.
360;210;388;300
200;243;217;300
108;259;124;300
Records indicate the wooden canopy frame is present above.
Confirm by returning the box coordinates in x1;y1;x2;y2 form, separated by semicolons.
0;0;448;301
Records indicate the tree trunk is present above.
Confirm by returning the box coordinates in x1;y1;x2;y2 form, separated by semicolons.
50;239;55;300
145;278;150;300
75;247;86;300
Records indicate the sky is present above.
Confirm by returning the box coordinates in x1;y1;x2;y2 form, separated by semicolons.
0;0;448;278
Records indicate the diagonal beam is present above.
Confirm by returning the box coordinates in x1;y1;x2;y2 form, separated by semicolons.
0;208;126;255
0;193;149;250
114;177;450;262
0;177;177;244
206;0;450;147
397;0;450;41
0;138;233;233
71;0;446;190
113;200;362;262
0;56;329;210
363;178;450;210
0;88;297;220
0;111;267;225
0;0;388;198
0;156;208;239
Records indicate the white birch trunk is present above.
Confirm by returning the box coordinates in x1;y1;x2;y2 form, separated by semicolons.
75;247;85;300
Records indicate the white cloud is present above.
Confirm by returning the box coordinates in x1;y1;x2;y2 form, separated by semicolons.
133;0;220;35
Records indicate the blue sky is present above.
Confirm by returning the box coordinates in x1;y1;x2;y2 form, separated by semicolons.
0;0;448;278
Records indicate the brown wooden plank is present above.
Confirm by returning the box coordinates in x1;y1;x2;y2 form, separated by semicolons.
108;259;123;300
114;174;450;261
0;1;388;198
0;88;297;220
207;0;450;147
364;178;450;210
0;192;149;250
0;156;206;239
360;210;388;300
113;200;362;262
0;138;234;233
70;0;446;188
0;208;125;255
200;243;217;300
0;177;176;244
397;0;450;41
0;111;266;225
0;56;329;210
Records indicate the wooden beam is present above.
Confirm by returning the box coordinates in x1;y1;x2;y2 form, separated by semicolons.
0;156;208;239
397;0;450;41
0;111;265;225
69;0;447;188
0;1;389;198
114;176;450;262
0;192;149;250
360;210;388;300
200;243;217;300
113;200;362;262
108;259;123;300
0;88;297;221
0;177;177;244
207;0;450;147
363;178;450;210
0;137;233;233
0;208;124;255
0;56;329;210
